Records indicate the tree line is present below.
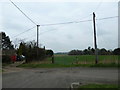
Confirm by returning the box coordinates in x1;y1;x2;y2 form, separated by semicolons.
0;32;53;63
68;47;120;55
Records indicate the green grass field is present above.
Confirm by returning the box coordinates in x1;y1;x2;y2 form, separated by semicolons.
18;55;119;68
54;55;118;65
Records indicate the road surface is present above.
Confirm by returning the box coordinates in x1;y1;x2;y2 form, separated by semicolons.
2;67;118;88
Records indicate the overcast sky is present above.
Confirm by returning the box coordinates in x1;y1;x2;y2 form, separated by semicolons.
0;0;119;52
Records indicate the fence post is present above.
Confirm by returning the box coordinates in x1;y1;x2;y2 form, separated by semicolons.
52;55;54;64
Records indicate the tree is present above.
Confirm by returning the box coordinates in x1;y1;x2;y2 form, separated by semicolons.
107;50;112;55
46;50;54;57
99;48;108;55
0;32;14;50
68;50;83;55
17;41;47;63
113;48;120;55
91;48;95;55
17;42;26;56
83;49;89;55
12;38;25;49
87;46;94;55
0;32;15;63
88;46;91;51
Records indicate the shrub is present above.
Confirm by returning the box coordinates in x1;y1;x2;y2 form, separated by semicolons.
46;50;54;57
2;55;11;63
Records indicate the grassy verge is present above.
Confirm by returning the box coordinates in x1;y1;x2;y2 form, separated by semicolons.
2;63;11;67
90;63;119;67
0;69;4;72
0;70;1;72
18;63;119;68
78;84;118;89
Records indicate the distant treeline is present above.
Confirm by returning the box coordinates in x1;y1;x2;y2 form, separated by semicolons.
55;52;68;55
68;47;120;55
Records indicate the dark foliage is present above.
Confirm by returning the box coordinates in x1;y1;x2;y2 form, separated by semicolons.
1;32;15;63
68;47;120;55
46;50;54;57
17;41;53;63
68;50;83;55
113;48;120;55
2;55;11;63
0;32;14;50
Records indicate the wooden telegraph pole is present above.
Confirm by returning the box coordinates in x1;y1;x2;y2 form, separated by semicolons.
37;25;40;59
93;12;98;64
37;25;40;47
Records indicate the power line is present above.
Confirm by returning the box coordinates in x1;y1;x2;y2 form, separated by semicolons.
12;33;36;45
11;16;118;38
9;0;117;27
39;15;118;36
22;33;36;41
12;26;36;38
40;19;92;26
11;15;118;45
9;0;37;25
39;16;118;35
40;16;118;26
96;16;118;20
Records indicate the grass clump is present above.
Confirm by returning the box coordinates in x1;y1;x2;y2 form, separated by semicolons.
78;83;118;89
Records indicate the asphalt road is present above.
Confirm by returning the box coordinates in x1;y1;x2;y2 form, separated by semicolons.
2;67;118;88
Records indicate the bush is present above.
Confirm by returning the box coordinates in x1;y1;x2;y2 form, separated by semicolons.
46;50;54;57
113;48;120;55
25;47;46;63
2;55;11;63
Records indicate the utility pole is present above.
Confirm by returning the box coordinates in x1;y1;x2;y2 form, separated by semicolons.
93;12;98;64
37;25;40;47
37;25;40;60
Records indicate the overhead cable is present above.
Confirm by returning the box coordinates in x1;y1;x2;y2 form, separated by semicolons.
9;0;37;25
